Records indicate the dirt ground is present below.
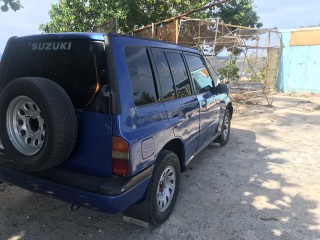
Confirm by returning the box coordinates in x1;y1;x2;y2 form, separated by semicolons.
0;93;320;240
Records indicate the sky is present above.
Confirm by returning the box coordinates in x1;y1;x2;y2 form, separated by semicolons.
0;0;320;54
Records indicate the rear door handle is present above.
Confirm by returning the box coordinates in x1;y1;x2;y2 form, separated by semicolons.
172;109;181;118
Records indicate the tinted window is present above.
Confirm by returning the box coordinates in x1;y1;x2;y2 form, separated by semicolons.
125;47;157;106
185;55;213;94
166;52;192;98
4;41;106;109
152;51;176;101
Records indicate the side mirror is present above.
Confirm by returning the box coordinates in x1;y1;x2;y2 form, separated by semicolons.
216;83;229;94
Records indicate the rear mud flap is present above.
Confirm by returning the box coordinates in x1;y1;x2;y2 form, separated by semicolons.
123;194;150;228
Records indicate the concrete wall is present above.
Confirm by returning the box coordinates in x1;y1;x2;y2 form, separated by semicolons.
278;28;320;93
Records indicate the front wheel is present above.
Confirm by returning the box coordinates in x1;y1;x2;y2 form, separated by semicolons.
216;109;231;146
149;150;180;226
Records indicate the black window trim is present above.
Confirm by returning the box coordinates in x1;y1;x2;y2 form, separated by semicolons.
150;48;177;102
151;48;196;102
164;50;193;98
146;47;161;102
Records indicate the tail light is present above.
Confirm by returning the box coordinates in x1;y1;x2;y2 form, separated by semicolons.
112;137;130;176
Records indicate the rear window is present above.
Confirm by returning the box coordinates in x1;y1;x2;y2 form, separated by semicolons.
2;40;107;108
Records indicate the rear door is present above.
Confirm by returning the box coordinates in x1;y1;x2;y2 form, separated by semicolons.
185;54;220;148
151;49;200;161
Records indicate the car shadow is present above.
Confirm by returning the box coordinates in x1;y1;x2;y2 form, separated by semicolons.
176;127;319;239
0;128;319;240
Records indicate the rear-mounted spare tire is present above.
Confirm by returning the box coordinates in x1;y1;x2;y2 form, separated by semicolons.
0;77;78;171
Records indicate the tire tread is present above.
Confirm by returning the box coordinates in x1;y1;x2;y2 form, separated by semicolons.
0;77;78;171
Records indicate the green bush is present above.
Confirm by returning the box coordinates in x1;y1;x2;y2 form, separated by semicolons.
218;55;240;83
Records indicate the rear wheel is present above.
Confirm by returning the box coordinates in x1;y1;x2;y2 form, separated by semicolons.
149;150;180;226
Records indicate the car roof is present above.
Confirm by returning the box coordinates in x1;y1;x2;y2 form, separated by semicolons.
9;32;106;42
108;32;199;54
8;32;199;54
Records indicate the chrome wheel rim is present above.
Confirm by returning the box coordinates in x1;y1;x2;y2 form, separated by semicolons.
6;96;46;155
156;166;176;212
223;115;229;140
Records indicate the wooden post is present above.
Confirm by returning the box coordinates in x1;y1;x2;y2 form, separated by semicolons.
175;18;179;44
213;17;220;55
198;20;201;45
114;17;119;33
265;30;271;85
152;23;156;38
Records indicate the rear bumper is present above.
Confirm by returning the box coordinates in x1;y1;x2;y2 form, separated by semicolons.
0;154;153;214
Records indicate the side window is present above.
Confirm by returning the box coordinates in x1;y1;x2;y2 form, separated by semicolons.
166;52;192;98
185;54;213;94
125;47;157;106
152;51;176;101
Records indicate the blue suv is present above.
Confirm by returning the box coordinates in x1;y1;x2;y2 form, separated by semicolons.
0;32;233;226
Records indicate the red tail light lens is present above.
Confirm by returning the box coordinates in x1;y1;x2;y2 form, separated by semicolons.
112;137;130;176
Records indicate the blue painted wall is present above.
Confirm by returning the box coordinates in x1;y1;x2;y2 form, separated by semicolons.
278;29;320;93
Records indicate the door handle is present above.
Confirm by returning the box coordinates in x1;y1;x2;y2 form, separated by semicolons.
173;112;180;118
172;109;181;118
201;100;207;108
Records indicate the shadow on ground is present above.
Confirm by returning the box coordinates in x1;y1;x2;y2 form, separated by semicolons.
0;128;319;240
